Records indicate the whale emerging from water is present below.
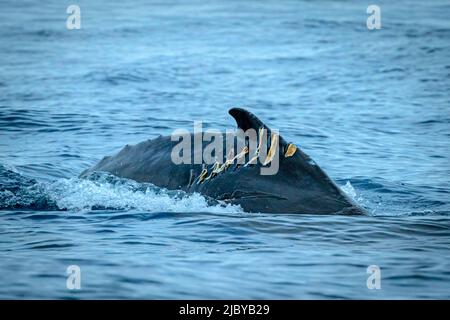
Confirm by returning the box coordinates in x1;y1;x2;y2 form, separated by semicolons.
80;108;364;214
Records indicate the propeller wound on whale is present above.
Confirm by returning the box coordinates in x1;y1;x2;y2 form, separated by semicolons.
284;143;297;157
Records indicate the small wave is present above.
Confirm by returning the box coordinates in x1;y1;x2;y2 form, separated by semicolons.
339;177;450;217
83;69;150;85
0;164;58;210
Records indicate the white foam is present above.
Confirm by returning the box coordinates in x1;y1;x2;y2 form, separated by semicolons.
341;181;355;198
340;180;375;214
46;177;243;213
341;181;364;204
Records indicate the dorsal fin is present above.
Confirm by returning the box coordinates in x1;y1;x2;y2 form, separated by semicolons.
228;107;287;146
229;107;268;131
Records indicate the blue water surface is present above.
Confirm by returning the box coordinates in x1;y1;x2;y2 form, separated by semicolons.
0;0;449;299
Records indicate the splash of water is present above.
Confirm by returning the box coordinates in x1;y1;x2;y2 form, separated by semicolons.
341;180;367;206
46;174;243;213
0;165;242;213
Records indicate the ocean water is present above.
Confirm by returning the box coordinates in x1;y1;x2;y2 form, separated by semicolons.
0;0;449;299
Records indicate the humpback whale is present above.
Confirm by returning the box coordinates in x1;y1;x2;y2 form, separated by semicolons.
80;108;364;215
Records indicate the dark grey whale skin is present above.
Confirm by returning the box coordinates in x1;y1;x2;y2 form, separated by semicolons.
80;108;364;215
